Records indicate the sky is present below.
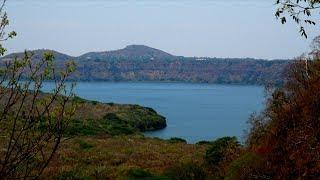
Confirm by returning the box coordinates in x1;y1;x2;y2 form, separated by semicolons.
4;0;319;59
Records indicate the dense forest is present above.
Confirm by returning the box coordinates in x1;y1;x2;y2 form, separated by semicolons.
2;45;289;85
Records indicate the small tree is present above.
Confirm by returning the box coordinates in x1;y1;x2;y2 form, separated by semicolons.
0;0;76;178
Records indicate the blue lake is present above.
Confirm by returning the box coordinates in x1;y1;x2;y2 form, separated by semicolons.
43;82;265;143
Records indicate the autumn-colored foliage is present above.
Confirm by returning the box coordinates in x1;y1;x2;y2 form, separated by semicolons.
243;59;320;178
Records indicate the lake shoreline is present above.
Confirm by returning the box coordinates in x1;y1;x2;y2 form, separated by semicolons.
41;82;265;143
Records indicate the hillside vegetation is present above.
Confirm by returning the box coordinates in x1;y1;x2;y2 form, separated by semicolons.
3;45;289;85
0;91;167;137
70;96;167;136
44;136;208;179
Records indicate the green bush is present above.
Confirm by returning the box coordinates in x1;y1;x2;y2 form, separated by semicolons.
64;119;104;136
104;113;137;135
65;113;138;137
126;168;168;180
225;152;262;180
91;100;99;105
127;168;153;179
54;170;90;180
164;162;207;180
77;140;94;151
107;124;136;136
196;140;212;145
107;102;115;106
168;137;187;144
72;96;87;104
205;137;239;165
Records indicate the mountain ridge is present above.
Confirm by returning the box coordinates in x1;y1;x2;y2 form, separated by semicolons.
78;45;176;61
1;45;291;85
2;49;75;61
3;45;288;61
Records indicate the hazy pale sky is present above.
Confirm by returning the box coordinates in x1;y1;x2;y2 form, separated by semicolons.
4;0;319;59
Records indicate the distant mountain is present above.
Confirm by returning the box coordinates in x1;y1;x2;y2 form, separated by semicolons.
2;49;74;62
79;45;175;61
1;45;291;85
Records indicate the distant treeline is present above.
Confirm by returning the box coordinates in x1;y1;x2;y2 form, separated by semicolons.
2;45;290;85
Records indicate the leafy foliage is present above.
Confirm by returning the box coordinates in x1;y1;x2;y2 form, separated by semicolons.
0;0;16;56
164;162;207;180
205;137;240;166
196;140;212;145
0;52;76;178
54;170;90;180
64;103;167;137
43;136;207;179
77;140;94;151
225;152;263;180
245;57;320;178
126;168;168;180
168;137;187;144
275;0;320;38
0;0;77;178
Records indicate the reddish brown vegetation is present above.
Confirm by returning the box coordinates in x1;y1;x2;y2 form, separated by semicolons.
244;59;320;178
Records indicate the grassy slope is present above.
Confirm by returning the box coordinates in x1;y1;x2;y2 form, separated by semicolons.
41;98;208;179
1;91;207;179
0;92;167;136
44;136;207;179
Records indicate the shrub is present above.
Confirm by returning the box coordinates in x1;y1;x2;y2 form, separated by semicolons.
244;59;320;178
196;140;212;145
107;102;115;106
126;168;167;180
126;168;153;179
54;170;90;180
91;100;99;105
65;113;138;136
73;96;87;104
104;113;137;135
77;140;94;151
205;137;239;166
164;162;207;180
65;119;102;136
168;137;187;144
225;152;263;180
107;124;136;136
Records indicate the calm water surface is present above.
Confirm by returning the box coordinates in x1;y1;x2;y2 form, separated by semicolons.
43;82;265;143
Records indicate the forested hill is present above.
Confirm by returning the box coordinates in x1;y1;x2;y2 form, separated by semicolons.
2;45;290;85
79;45;175;60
